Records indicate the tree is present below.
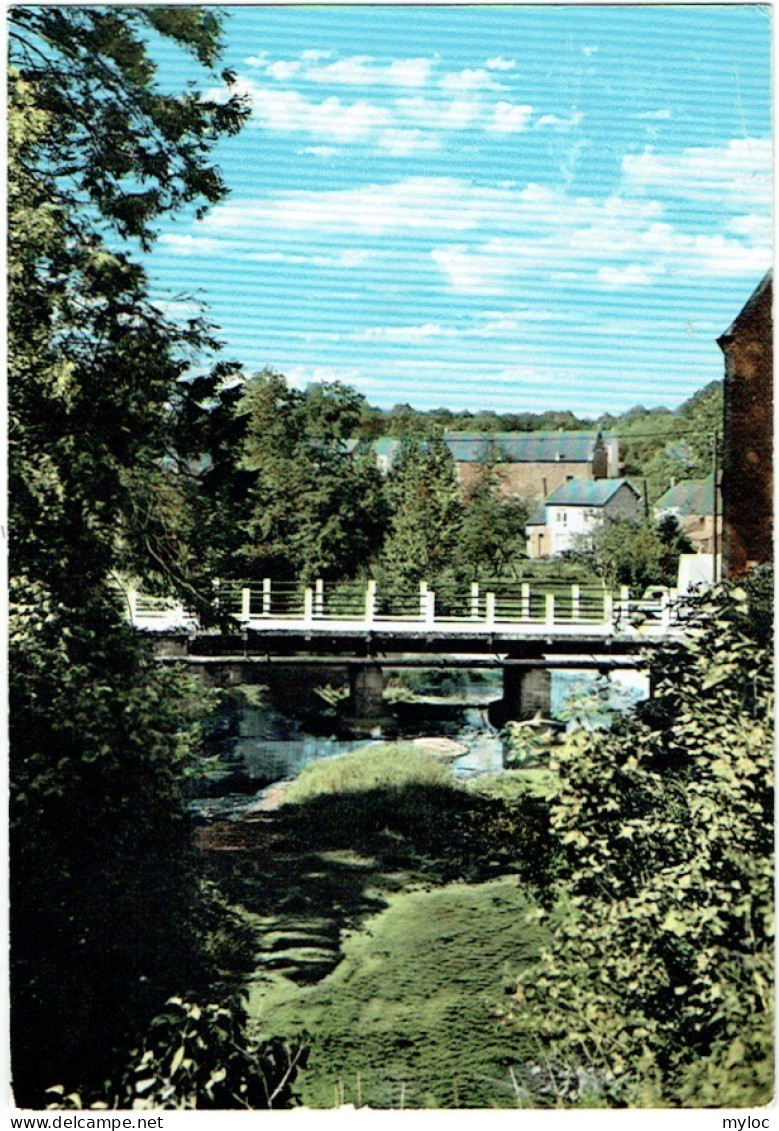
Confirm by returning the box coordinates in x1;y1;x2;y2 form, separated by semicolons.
502;573;773;1106
456;449;528;581
236;371;387;581
568;516;692;593
379;435;464;600
7;9;285;1106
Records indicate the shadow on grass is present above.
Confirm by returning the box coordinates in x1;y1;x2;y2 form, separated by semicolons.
200;780;553;938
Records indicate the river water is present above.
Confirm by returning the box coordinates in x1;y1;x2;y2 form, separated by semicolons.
188;667;648;821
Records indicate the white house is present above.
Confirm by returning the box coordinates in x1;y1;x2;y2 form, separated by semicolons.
526;478;643;557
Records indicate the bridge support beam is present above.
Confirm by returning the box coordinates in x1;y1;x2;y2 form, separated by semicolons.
490;666;552;727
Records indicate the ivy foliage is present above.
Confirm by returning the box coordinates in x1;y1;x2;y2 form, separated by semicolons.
502;572;773;1106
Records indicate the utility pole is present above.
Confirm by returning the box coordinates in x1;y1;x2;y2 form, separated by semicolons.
712;430;720;582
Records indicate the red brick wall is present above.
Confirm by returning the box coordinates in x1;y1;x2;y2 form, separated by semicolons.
719;274;773;576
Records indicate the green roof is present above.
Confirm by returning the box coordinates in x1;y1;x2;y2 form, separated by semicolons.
655;473;716;516
544;478;638;507
444;430;614;464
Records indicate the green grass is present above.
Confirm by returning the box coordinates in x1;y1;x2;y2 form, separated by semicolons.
201;747;558;1108
251;876;545;1109
280;742;455;805
467;768;559;803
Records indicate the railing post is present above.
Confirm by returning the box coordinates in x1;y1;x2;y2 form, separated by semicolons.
419;580;428;620
315;578;324;618
620;585;631;625
661;589;671;630
262;578;271;617
241;587;251;620
127;587;138;625
571;583;580;622
486;591;496;627
604;589;614;627
521;582;530;621
304;586;314;623
471;582;480;620
545;592;555;627
425;589;436;626
365;579;376;626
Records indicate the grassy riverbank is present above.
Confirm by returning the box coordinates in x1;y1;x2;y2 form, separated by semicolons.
253;877;544;1109
199;743;556;1109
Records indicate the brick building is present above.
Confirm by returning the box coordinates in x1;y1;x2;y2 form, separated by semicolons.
717;271;773;576
444;430;619;503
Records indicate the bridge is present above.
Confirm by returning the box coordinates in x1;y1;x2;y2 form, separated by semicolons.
127;578;690;723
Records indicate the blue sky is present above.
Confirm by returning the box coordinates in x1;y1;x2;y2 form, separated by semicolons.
149;4;772;417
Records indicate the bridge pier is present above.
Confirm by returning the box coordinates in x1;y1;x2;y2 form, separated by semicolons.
347;664;390;731
490;666;552;727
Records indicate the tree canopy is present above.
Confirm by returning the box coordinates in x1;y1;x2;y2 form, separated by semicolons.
6;8;306;1108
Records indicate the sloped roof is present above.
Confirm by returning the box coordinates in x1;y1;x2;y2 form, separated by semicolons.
718;270;772;345
525;504;548;527
544;478;639;508
444;430;614;464
655;472;716;516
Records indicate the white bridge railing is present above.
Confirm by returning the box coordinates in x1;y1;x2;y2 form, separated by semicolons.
124;578;687;637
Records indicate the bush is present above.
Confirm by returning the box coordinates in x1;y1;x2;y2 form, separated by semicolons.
46;998;308;1110
502;577;774;1106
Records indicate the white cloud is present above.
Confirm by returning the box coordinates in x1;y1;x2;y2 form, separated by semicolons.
486;56;516;71
354;322;452;343
244;249;374;269
488;102;533;133
597;264;655;288
219;75;538;151
378;128;439;155
622;137;772;208
266;60;301;81
299;145;339;159
535;110;583;130
440;67;503;92
283;363;364;390
201;178;521;236
395;95;481;132
268;53;434;88
245;85;393;142
159;232;221;255
633;108;672;121
728;213;772;241
431;245;510;295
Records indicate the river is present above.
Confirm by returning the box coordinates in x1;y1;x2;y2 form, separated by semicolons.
187;666;649;821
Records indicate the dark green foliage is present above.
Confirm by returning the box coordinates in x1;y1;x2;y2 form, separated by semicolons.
503;578;774;1106
6;8;301;1108
379;435;464;600
235;371;388;581
46;1000;308;1110
10;7;247;248
456;454;528;580
9;585;212;1102
614;383;723;501
568;515;692;593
